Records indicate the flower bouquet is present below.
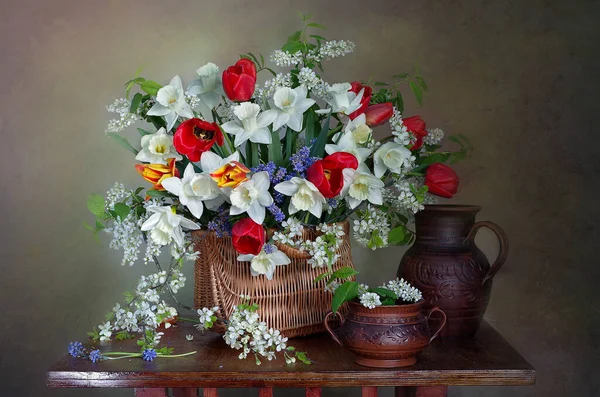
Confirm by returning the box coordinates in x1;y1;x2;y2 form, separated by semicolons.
84;14;469;362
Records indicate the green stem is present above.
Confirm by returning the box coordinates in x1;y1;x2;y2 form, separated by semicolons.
158;351;197;358
178;317;200;323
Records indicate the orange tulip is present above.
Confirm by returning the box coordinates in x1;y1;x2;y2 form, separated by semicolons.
210;161;250;188
135;158;180;191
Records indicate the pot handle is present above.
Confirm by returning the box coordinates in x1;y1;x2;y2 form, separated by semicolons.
467;221;509;285
427;307;447;343
324;311;345;347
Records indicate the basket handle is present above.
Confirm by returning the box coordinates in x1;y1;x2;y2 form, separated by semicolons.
427;307;447;343
324;311;344;347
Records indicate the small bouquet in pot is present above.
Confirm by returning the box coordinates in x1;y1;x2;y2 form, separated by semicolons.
84;15;468;361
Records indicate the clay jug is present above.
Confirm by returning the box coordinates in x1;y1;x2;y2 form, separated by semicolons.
324;300;446;368
397;205;508;339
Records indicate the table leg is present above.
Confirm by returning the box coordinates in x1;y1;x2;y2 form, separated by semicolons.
306;387;322;397
173;388;198;396
203;388;219;397
134;388;168;397
259;388;273;397
395;386;448;397
362;386;378;397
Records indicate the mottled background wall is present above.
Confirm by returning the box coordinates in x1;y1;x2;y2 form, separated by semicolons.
1;0;598;396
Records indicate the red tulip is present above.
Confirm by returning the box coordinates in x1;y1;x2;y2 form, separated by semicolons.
231;218;265;255
425;163;459;198
365;102;394;126
348;81;372;120
222;59;257;102
306;152;359;198
173;118;223;162
404;115;428;151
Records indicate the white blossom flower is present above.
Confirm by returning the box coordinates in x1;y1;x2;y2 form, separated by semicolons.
237;245;291;280
383;278;423;303
221;102;277;147
186;334;194;341
274;177;326;218
271;85;315;131
140;206;200;246
188;62;224;119
360;292;382;309
316;83;364;116
229;171;273;224
373;142;413;178
342;167;384;209
98;321;112;341
147;75;194;131
424;128;444;145
297;67;330;98
162;163;223;219
270;50;302;67
134;127;182;164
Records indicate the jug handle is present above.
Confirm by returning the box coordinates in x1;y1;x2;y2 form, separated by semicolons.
427;307;447;343
324;311;345;347
467;221;509;285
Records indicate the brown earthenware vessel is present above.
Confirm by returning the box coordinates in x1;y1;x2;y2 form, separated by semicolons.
324;300;446;368
398;205;508;339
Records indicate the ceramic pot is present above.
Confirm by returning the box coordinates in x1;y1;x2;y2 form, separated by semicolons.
398;205;508;339
324;300;446;368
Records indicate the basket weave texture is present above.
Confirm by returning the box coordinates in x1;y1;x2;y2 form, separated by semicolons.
192;221;353;338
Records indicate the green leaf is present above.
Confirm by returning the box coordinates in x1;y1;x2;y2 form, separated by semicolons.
331;266;358;280
247;142;259;168
135;187;145;194
309;34;327;42
286;346;296;351
116;330;132;341
282;41;303;54
284;128;299;162
307;22;327;29
332;281;359;313
113;202;131;221
314;272;331;283
388;225;407;245
417;76;428;92
129;93;143;113
392;73;409;79
304;109;316;142
420;152;451;166
137;128;153;136
296;351;312;364
309;112;331;158
106;133;139;154
140;80;162;96
374;82;389;86
371;287;398;300
87;194;105;216
409;80;423;106
145;190;171;198
395;92;404;113
82;221;94;232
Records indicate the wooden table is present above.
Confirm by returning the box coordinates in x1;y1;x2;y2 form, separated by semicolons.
47;321;535;396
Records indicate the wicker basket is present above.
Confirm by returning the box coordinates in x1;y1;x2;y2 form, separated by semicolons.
192;221;353;338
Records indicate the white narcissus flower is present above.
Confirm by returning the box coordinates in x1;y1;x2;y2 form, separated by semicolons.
373;142;413;178
220;102;277;147
134;127;182;164
188;63;224;120
199;151;241;173
325;131;372;163
147;75;194;131
271;85;315;131
161;163;223;219
342;113;373;145
316;83;364;116
342;167;385;209
274;177;326;218
140;206;200;246
237;244;291;280
229;171;273;224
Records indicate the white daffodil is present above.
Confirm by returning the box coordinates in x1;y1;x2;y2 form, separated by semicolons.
271;85;315;131
325;130;372;163
220;102;277;147
274;177;326;218
188;62;224;120
229;171;273;224
237;244;291;280
315;83;364;116
338;113;373;145
373;142;413;178
199;151;241;173
147;75;194;131
161;164;223;219
140;206;200;246
134;127;182;164
342;167;385;209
